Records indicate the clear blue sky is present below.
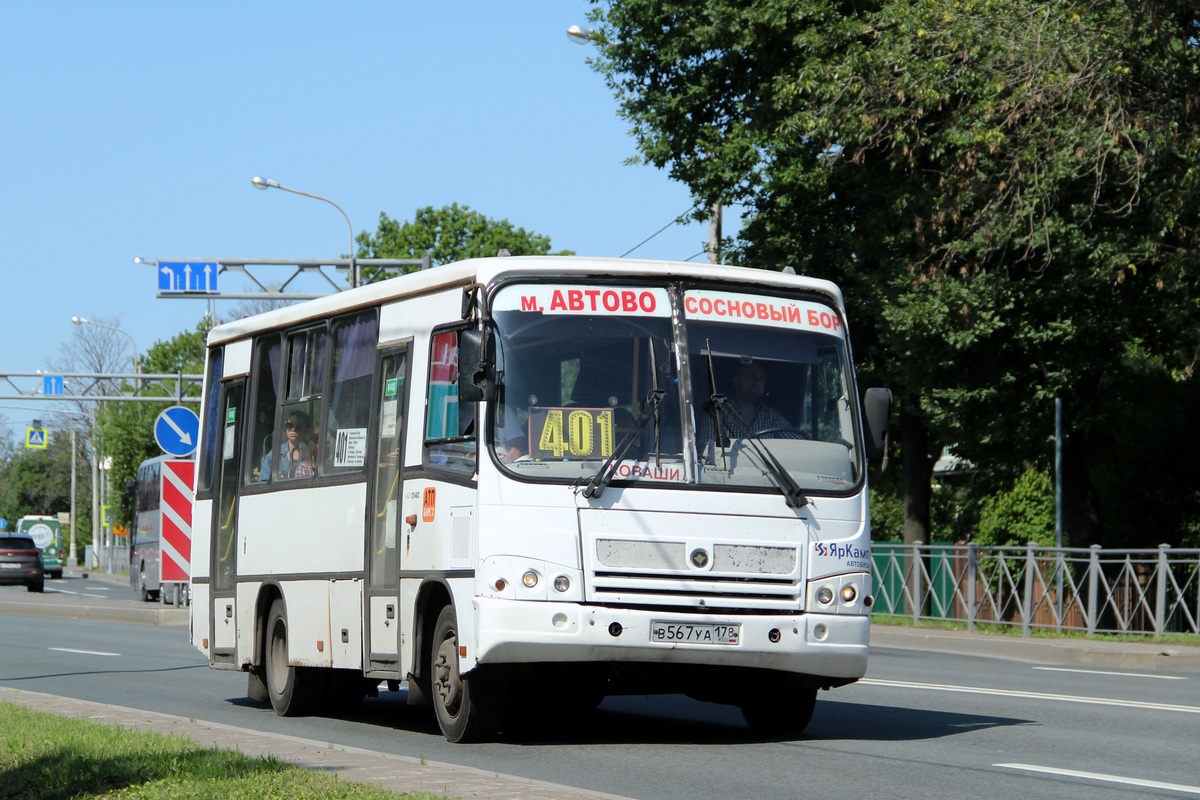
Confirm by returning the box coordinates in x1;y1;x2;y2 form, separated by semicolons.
1;2;733;443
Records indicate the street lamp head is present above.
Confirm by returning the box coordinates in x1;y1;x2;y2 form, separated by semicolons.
251;176;279;191
71;316;86;325
133;256;157;266
567;24;592;44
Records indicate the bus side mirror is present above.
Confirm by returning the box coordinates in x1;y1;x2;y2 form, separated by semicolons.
863;388;892;465
459;329;496;403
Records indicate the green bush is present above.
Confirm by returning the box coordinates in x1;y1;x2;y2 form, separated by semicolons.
974;468;1055;547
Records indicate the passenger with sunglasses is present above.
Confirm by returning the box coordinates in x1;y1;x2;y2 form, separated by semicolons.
259;410;316;481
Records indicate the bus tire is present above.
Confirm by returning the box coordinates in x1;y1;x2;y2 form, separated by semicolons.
247;668;269;705
741;686;817;738
265;599;322;716
138;565;158;603
430;605;505;743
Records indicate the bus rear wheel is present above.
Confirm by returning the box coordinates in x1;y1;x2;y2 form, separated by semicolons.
430;605;505;742
265;599;323;716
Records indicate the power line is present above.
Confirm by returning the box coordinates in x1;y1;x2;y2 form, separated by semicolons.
620;210;692;258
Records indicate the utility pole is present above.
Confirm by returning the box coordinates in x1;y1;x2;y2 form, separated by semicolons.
707;203;722;264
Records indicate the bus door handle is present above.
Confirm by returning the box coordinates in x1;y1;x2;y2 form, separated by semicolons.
386;604;395;620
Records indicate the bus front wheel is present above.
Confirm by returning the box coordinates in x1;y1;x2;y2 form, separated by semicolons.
138;565;158;603
741;685;817;738
265;599;323;716
430;605;505;742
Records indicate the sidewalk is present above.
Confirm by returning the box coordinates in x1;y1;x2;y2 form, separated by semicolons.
0;686;633;800
871;623;1200;673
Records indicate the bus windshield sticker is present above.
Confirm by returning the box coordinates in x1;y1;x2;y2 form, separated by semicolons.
334;428;368;468
682;290;845;338
493;285;671;318
529;407;615;460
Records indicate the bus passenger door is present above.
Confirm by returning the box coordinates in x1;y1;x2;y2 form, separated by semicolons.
366;346;409;674
209;379;244;665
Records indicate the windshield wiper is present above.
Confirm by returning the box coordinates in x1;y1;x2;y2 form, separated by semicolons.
582;389;667;499
712;401;810;509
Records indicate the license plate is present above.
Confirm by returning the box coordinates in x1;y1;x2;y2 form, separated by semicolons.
0;563;21;569
650;621;740;645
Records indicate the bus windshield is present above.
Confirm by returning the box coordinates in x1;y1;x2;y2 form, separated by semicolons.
490;281;863;495
490;283;685;483
683;288;861;495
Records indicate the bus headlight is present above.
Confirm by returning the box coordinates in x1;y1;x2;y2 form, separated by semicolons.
522;571;539;589
840;585;857;603
553;575;570;593
817;586;834;605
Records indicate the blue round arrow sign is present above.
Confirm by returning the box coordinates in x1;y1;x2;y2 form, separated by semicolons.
155;405;200;457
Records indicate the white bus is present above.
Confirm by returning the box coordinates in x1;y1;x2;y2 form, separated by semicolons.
189;256;890;742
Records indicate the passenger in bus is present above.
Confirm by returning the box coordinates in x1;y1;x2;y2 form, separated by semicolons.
259;411;317;480
697;361;800;448
496;404;529;463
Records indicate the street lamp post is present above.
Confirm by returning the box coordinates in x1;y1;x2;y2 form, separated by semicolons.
251;176;360;289
71;317;140;378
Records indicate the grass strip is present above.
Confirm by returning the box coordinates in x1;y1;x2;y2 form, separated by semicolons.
0;702;441;800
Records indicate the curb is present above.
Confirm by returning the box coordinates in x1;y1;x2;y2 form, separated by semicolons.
0;598;188;626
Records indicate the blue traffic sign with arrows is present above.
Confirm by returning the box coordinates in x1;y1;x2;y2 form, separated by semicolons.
155;406;200;457
159;261;219;293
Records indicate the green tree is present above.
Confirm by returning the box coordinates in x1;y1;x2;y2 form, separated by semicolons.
0;431;75;527
587;0;1200;546
93;320;209;531
355;203;573;280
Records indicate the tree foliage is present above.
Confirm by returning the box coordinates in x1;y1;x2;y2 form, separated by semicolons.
355;203;573;279
975;469;1055;548
0;432;76;527
94;320;209;531
589;0;1200;546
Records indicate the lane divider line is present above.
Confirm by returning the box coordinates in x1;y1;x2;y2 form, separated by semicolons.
860;677;1200;714
996;763;1200;795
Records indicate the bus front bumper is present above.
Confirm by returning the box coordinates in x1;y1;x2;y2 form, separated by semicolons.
471;597;869;681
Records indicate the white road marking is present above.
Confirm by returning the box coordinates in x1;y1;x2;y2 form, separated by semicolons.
49;648;120;657
996;763;1200;795
860;677;1200;714
1033;666;1186;680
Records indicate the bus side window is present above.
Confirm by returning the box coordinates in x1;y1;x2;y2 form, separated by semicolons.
275;327;327;481
247;335;281;484
197;347;224;495
424;328;476;475
323;310;379;475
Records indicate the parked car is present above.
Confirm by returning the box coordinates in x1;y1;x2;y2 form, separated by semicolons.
0;533;45;592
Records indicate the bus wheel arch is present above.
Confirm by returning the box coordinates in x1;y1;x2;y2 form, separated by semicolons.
246;585;283;705
263;596;324;716
430;603;505;743
407;581;451;707
137;562;159;603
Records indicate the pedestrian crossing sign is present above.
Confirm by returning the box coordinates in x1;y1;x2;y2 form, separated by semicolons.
25;428;47;449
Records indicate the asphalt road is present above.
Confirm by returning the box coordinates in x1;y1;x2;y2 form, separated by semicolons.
2;577;1199;800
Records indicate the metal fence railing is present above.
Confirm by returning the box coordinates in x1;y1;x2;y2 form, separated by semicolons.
872;542;1200;637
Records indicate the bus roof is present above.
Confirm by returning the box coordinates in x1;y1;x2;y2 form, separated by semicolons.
205;256;845;346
